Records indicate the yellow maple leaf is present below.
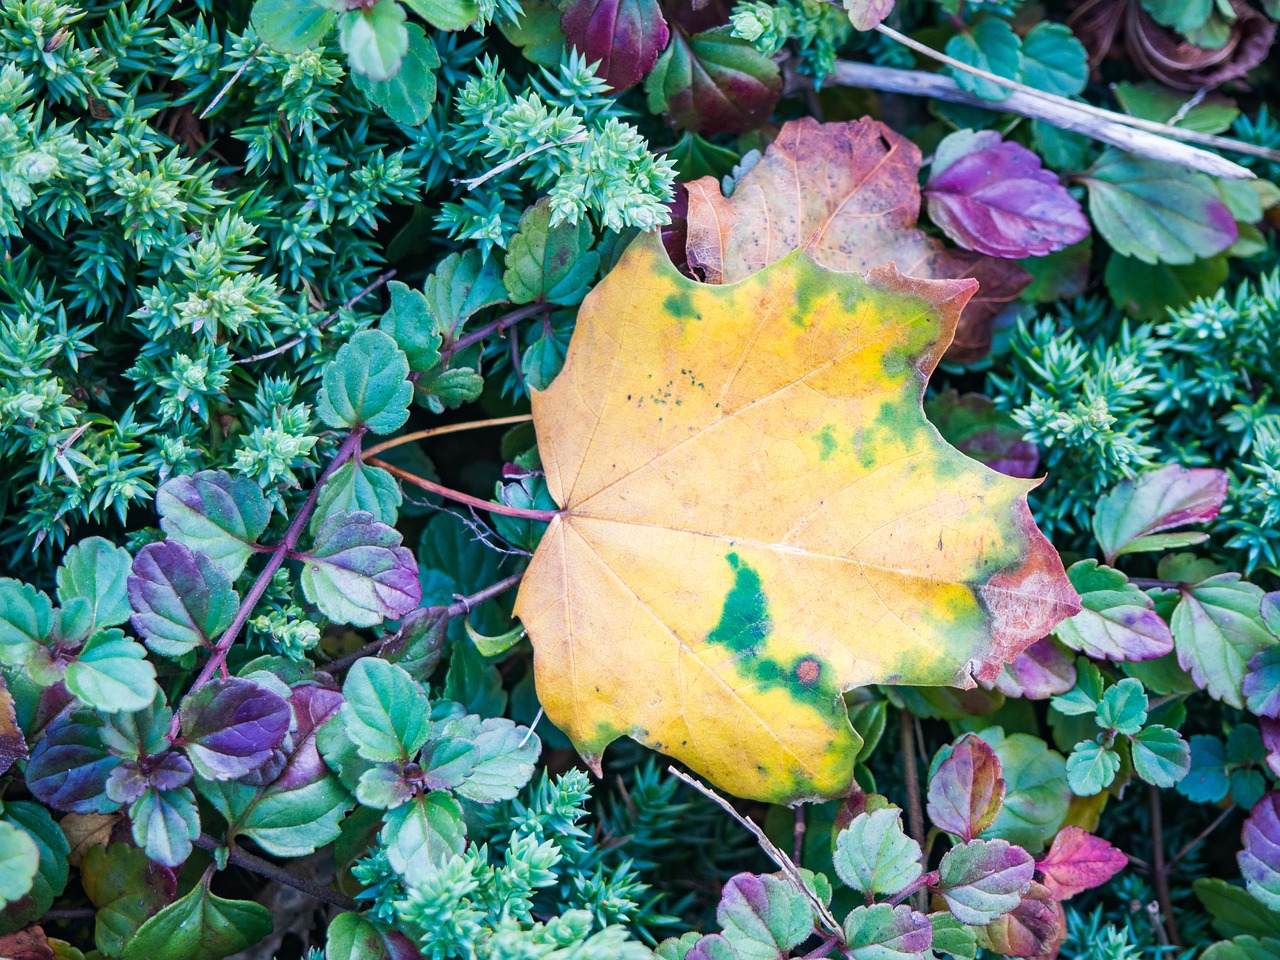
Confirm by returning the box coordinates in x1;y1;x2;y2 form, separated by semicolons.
514;232;1080;804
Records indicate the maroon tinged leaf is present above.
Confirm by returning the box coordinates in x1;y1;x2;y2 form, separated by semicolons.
128;541;239;657
928;734;1006;842
846;0;895;31
936;839;1035;924
925;132;1090;259
299;511;422;627
561;0;670;92
992;637;1078;699
1239;791;1280;910
980;881;1066;958
926;391;1039;479
842;903;933;956
644;26;781;135
1036;826;1126;900
178;678;292;782
272;683;344;792
1093;465;1229;564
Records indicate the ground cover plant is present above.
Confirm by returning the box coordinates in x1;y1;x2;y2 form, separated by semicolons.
1;0;1280;958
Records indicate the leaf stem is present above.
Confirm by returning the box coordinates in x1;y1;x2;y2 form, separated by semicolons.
438;303;544;365
1169;805;1235;869
238;271;397;365
1148;784;1181;946
326;571;526;672
898;708;928;911
194;833;357;910
368;457;561;521
1129;578;1183;590
170;429;367;738
362;414;534;460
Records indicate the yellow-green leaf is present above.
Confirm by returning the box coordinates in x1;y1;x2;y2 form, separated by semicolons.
514;233;1078;804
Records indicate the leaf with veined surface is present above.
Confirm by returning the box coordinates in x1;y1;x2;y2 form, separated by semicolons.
936;838;1035;924
561;0;669;92
1036;826;1126;900
684;118;1031;364
925;131;1090;259
299;511;421;628
178;678;292;782
1093;465;1228;564
514;232;1077;803
1241;792;1280;911
644;26;780;135
928;734;1006;842
978;880;1065;958
1055;560;1174;662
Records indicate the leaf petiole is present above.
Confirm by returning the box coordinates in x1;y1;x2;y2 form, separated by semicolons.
368;457;561;522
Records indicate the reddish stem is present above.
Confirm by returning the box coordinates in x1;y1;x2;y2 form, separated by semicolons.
368;457;561;521
437;303;543;365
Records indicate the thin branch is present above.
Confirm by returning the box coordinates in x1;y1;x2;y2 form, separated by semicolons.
1148;784;1181;946
170;429;367;738
362;414;534;460
795;60;1262;180
368;457;561;521
899;709;927;911
668;766;844;939
1129;578;1183;590
326;571;525;672
194;834;357;911
200;43;264;119
238;271;397;364
454;131;590;191
873;23;1277;171
437;303;544;365
1170;806;1235;868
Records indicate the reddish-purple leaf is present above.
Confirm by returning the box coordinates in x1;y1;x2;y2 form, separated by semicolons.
1036;826;1126;900
178;678;292;782
1262;718;1280;778
1093;465;1229;565
645;26;781;135
928;734;1006;842
846;0;895;31
1240;791;1280;910
981;880;1066;959
561;0;669;92
1245;647;1280;720
925;135;1090;259
128;540;239;657
271;683;344;792
25;712;121;814
926;390;1039;479
992;637;1077;699
936;839;1035;924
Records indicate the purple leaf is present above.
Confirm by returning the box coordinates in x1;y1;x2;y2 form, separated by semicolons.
128;541;239;658
1262;718;1280;778
645;26;781;135
926;135;1090;259
1093;465;1229;565
271;683;344;792
1056;560;1174;662
1240;791;1280;911
561;0;669;92
25;712;122;814
935;838;1035;924
1036;826;1126;900
178;678;292;781
981;881;1065;958
106;752;194;805
299;511;422;627
992;636;1077;699
925;390;1039;479
1245;647;1280;719
928;734;1006;842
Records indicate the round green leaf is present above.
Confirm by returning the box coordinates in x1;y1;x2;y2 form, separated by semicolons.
58;537;133;631
317;329;413;435
65;629;159;714
833;807;922;897
0;821;38;909
123;882;273;960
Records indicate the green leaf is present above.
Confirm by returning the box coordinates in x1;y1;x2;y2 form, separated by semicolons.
58;537;132;631
416;366;485;414
1097;678;1148;735
1172;575;1276;708
1065;740;1120;795
156;471;272;580
716;873;813;960
1114;82;1241;135
65;629;158;714
1020;22;1087;97
521;325;570;392
0;580;50;667
497;0;564;65
1179;735;1230;803
326;912;402;960
0;802;68;928
299;511;421;627
1082;151;1238;265
1051;659;1105;716
1139;0;1213;34
945;19;1023;102
1106;253;1231;320
123;882;273;960
666;132;741;181
935;838;1034;924
504;199;600;306
200;775;352;858
381;790;466;884
1055;561;1173;662
443;636;508;717
1196;877;1280;940
0;821;38;909
832;807;922;897
340;659;430;763
378;281;441;373
353;23;439;124
976;729;1070;853
128;787;199;868
81;844;173;957
401;0;480;31
338;0;409;82
251;0;337;53
312;460;402;534
841;903;933;959
1203;936;1280;960
1130;725;1190;787
318;330;412;435
444;715;540;802
929;912;978;959
424;250;507;340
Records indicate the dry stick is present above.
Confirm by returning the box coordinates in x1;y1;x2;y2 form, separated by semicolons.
362;414;534;460
193;833;357;911
795;60;1261;180
668;766;845;939
326;571;526;672
369;457;561;521
1169;805;1235;868
237;270;397;365
873;23;1279;171
199;43;264;119
168;429;368;739
898;709;928;912
1149;784;1181;946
